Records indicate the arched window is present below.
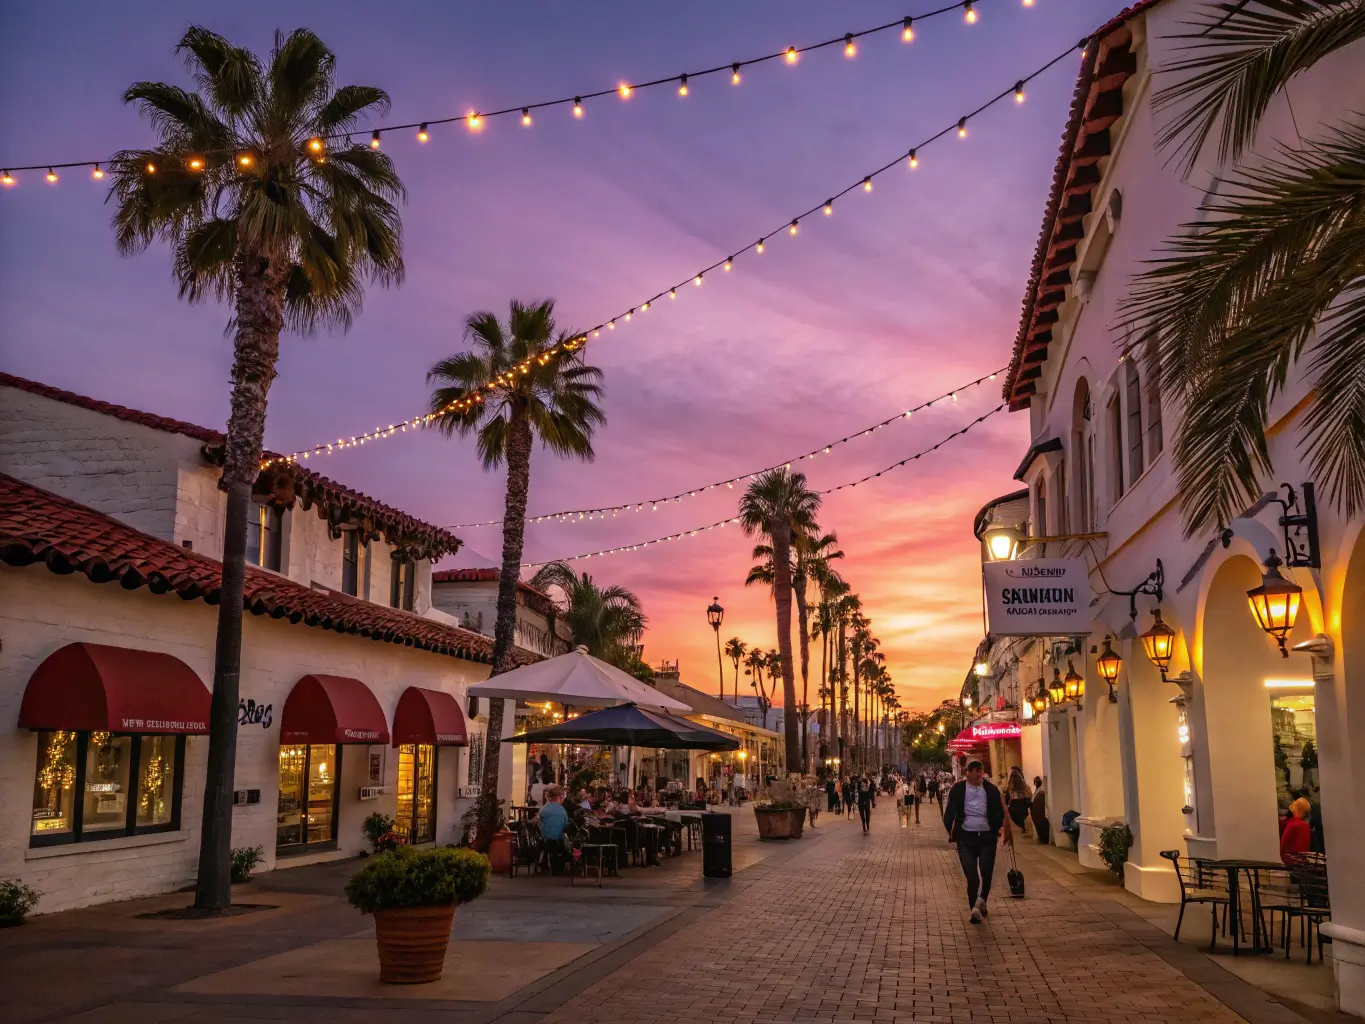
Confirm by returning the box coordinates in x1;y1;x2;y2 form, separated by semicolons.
1036;476;1049;544
1073;380;1094;531
1125;360;1144;484
1056;457;1069;533
1107;392;1125;504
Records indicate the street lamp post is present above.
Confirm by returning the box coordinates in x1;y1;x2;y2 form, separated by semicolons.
707;597;725;699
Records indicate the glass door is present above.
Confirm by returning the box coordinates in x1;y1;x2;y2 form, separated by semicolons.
396;744;436;844
277;744;341;853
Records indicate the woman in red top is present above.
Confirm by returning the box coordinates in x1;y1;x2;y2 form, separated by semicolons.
1279;797;1312;864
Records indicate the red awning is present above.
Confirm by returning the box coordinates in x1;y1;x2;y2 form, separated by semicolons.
280;674;390;745
391;686;469;747
18;642;210;734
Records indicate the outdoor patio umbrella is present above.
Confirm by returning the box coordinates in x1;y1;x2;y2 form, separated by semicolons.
466;646;690;714
505;702;740;752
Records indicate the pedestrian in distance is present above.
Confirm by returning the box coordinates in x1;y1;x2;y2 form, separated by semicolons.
1006;766;1033;837
825;775;838;813
942;758;1012;924
928;771;942;813
1030;776;1050;845
894;774;910;828
843;777;856;818
914;772;928;824
857;774;875;835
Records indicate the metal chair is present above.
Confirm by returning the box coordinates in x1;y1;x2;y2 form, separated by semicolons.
567;823;617;887
1259;853;1331;963
1161;850;1233;951
508;820;544;878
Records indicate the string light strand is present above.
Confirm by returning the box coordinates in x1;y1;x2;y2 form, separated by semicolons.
259;36;1086;470
521;404;1005;566
451;368;1003;527
0;1;1027;176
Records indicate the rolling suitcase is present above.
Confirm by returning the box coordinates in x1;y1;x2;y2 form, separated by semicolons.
1007;843;1025;897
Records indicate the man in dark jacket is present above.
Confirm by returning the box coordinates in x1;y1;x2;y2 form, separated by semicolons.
942;759;1012;923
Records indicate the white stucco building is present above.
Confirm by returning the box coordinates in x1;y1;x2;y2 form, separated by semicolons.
976;3;1365;1014
0;372;536;912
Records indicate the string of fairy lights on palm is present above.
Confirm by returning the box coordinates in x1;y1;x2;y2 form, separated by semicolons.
450;368;1003;528
254;36;1085;471
1;0;1030;181
519;404;1005;567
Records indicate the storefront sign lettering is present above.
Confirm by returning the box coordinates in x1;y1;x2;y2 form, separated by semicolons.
344;728;383;741
237;699;274;728
435;733;466;744
983;558;1093;637
969;723;1022;740
121;717;208;731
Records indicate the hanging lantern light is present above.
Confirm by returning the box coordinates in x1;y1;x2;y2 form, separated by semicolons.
981;523;1024;561
1094;636;1121;702
1139;608;1176;680
1246;550;1303;657
1048;666;1065;704
1030;679;1048;714
1063;660;1084;701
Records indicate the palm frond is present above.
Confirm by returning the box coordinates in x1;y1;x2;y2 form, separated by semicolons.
176;26;261;120
267;28;335;119
316;85;390;134
1154;0;1365;177
1299;283;1365;514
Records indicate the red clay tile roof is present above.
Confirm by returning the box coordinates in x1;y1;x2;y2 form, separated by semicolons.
1002;1;1165;410
0;472;537;667
0;372;463;561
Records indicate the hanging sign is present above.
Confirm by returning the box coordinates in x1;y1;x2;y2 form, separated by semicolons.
983;558;1092;637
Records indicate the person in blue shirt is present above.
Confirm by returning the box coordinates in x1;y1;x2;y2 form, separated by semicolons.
538;785;569;875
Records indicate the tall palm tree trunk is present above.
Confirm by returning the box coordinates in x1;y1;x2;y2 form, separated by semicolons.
196;253;284;911
794;577;811;772
818;622;828;753
837;618;847;760
852;657;861;770
770;519;799;772
475;411;532;851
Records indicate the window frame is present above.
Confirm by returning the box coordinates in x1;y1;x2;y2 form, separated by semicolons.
396;743;438;844
275;743;343;855
29;730;186;848
1107;394;1125;504
341;530;359;596
246;501;284;572
1125;361;1145;485
390;558;416;611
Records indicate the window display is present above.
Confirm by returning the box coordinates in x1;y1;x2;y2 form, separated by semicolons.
30;730;184;846
396;744;436;844
277;744;341;852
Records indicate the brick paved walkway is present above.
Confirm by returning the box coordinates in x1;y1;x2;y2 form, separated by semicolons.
536;805;1250;1024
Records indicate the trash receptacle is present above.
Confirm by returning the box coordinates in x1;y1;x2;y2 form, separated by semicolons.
702;811;732;878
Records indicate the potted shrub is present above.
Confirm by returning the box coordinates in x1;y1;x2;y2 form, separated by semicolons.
753;780;806;840
345;846;490;984
0;879;40;926
362;812;397;855
1098;823;1133;881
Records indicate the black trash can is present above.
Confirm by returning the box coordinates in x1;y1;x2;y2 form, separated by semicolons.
701;811;732;878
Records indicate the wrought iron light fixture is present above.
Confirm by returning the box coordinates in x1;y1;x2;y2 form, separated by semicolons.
1048;666;1066;704
1063;659;1085;701
1095;635;1122;701
1139;608;1176;681
1246;550;1303;657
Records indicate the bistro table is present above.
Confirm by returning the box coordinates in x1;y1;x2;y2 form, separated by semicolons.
1200;858;1286;955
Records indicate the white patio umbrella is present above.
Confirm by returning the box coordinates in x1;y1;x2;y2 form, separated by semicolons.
466;646;691;714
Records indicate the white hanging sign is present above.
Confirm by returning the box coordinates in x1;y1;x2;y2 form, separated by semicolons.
983;558;1093;636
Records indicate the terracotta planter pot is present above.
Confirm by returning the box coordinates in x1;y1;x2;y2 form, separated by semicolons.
373;904;456;984
788;808;806;838
486;827;514;875
754;807;797;840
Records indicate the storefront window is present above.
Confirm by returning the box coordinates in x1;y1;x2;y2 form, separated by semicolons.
1270;691;1318;812
30;731;184;847
277;744;341;853
396;744;436;844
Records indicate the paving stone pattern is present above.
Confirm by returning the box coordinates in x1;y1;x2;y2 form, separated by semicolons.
538;808;1247;1024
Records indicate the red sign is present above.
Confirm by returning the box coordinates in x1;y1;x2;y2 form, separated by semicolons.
970;722;1022;740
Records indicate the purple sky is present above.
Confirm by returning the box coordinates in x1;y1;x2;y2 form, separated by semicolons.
0;0;1128;711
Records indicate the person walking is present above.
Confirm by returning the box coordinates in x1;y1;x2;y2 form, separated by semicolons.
894;774;910;828
913;772;927;824
857;774;875;835
825;775;838;813
1030;776;1050;845
805;778;823;828
928;771;942;813
942;759;1012;924
842;777;856;819
1005;766;1033;838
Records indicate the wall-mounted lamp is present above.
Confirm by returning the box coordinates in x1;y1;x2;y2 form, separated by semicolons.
1246;550;1303;658
1063;660;1085;702
1139;608;1176;681
1048;666;1065;704
1095;636;1122;702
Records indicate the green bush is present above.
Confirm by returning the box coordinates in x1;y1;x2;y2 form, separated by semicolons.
0;879;40;922
231;845;265;884
345;846;490;914
1098;823;1134;879
362;812;397;852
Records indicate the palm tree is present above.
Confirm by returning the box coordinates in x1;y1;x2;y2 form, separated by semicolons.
1123;1;1365;532
794;531;842;770
110;27;404;910
724;638;748;704
738;468;819;770
428;299;605;849
743;648;772;718
834;592;859;760
529;561;646;669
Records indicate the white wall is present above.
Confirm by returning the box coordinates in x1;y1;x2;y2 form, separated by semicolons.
1;565;490;914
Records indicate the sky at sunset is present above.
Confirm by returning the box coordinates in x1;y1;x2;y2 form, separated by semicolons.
0;0;1132;713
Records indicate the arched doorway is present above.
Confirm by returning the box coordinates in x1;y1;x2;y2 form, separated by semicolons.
1197;554;1317;861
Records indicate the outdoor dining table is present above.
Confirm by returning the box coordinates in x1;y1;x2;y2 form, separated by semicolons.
1200;858;1286;955
637;821;667;865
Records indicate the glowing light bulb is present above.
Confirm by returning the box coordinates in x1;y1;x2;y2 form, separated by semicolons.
785;46;798;64
824;199;833;215
863;176;873;192
1015;81;1026;103
731;63;741;84
46;168;58;183
965;1;977;24
619;83;632;99
145;161;157;174
756;239;765;253
641;301;650;311
309;137;325;153
625;310;632;321
845;34;856;57
958;117;968;138
92;164;104;179
670;288;677;299
694;273;703;286
2;171;15;186
522;108;532;125
903;16;914;41
789;219;799;236
187;158;202;171
239;153;253;167
467;112;482;130
1023;0;1034;6
724;258;732;271
678;74;688;97
370;130;381;149
607;320;615;330
573;97;584;118
908;149;918;169
416;124;429;142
